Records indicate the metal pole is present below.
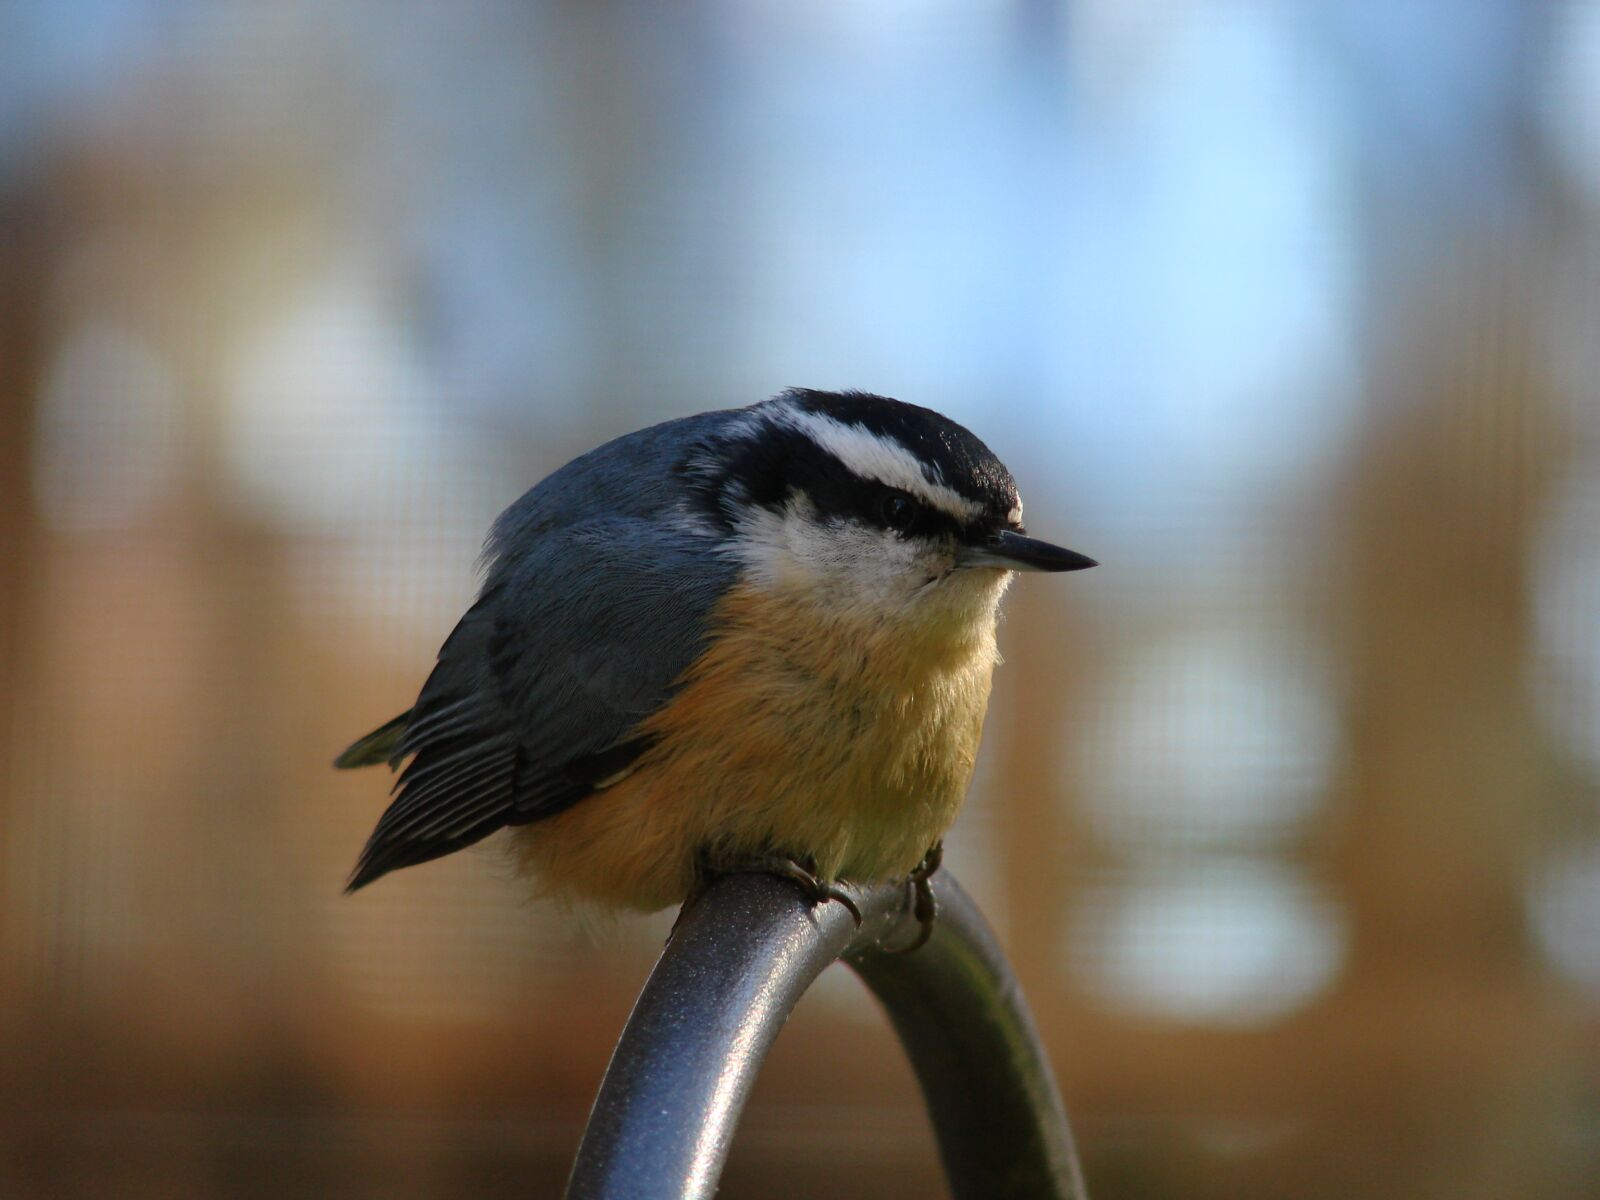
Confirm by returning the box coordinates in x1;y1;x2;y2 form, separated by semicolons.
564;870;1087;1199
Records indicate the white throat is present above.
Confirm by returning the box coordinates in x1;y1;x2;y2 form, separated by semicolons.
727;496;1011;641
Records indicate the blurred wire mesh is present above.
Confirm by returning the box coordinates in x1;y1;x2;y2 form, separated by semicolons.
1;2;1597;1197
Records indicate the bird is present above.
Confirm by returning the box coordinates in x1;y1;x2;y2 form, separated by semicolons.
336;388;1094;939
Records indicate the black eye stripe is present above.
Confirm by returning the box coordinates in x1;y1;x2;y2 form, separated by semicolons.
782;388;1020;519
684;405;1004;539
881;493;916;530
868;487;964;539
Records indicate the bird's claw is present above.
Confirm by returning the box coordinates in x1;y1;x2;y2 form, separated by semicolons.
891;841;943;954
689;844;943;945
706;853;863;927
765;857;863;926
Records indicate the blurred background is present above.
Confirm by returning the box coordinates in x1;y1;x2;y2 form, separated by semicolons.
1;1;1597;1196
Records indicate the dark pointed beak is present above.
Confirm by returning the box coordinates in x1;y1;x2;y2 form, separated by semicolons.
957;529;1098;573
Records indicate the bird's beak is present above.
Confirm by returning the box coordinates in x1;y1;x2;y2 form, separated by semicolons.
957;529;1098;573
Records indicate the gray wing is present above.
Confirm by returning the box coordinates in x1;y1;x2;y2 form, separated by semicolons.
345;513;733;891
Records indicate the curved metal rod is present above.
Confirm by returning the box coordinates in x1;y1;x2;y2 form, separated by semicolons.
564;870;1086;1199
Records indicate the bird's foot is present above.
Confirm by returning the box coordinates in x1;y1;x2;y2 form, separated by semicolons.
891;841;943;954
703;851;862;927
757;855;864;926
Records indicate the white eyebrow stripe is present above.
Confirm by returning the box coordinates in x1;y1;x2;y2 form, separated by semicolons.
776;408;985;521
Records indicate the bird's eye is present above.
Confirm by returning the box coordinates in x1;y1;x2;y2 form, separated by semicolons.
881;493;920;532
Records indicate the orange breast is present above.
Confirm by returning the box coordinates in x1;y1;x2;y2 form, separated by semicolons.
513;577;1004;912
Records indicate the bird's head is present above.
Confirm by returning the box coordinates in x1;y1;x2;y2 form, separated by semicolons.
684;389;1094;638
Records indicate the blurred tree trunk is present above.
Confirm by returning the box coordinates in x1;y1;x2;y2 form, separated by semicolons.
1301;9;1588;1190
0;174;62;1198
0;184;56;984
559;0;660;433
1313;218;1581;1200
992;585;1099;1011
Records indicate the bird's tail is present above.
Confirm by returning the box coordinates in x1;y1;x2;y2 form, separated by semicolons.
334;710;412;769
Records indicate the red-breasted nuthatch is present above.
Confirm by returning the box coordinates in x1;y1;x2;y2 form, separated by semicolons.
337;389;1094;933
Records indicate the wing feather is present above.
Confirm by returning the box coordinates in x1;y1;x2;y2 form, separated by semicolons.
344;512;731;891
